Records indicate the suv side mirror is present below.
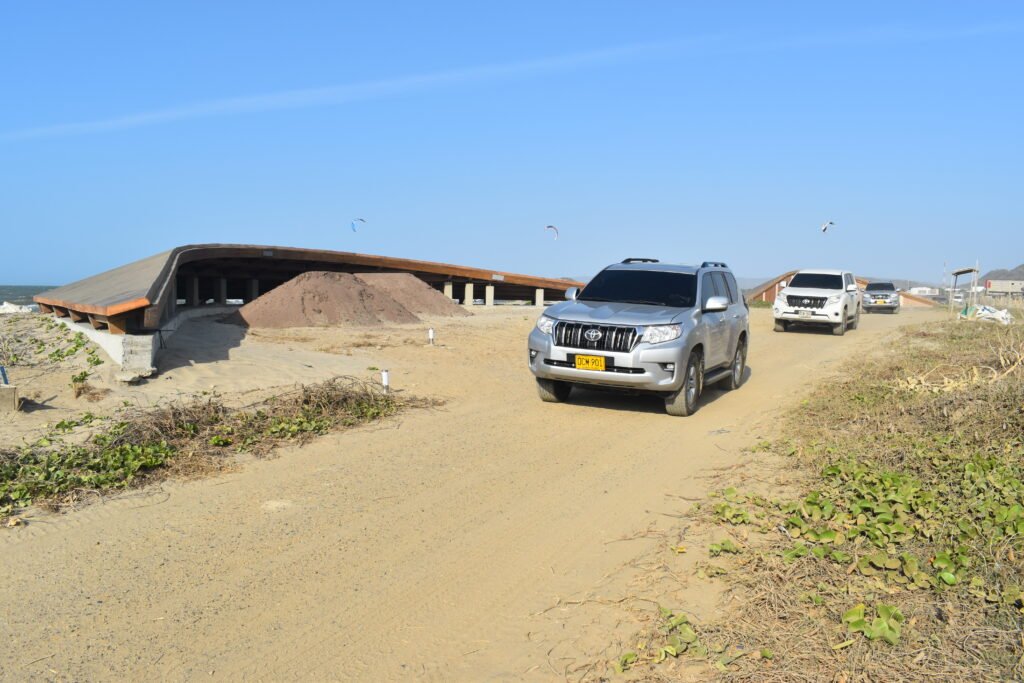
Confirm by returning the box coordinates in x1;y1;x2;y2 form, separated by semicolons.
565;287;579;301
846;284;858;292
704;295;729;312
779;280;787;288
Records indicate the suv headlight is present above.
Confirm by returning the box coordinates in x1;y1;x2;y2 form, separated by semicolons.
827;294;841;304
536;315;556;335
642;324;682;344
775;293;786;305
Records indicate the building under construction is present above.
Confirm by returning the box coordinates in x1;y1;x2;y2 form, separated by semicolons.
34;244;580;373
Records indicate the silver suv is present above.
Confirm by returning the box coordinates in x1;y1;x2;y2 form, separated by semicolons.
527;259;750;416
862;281;901;313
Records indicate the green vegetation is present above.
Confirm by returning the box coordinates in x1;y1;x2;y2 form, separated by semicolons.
1;378;414;520
748;299;773;308
626;321;1024;680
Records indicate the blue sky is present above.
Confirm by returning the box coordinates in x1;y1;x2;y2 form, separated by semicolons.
2;1;1021;285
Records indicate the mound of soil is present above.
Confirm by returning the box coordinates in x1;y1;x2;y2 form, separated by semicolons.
354;273;469;317
233;272;420;328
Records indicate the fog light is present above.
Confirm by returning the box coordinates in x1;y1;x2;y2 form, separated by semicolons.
529;349;538;359
665;363;675;371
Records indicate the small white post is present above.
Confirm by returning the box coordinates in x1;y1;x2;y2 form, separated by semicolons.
380;369;390;393
427;328;435;345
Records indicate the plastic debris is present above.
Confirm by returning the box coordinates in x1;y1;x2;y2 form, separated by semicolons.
959;305;1014;325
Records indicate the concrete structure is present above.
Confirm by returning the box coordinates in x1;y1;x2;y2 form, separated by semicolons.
0;385;18;413
34;244;581;373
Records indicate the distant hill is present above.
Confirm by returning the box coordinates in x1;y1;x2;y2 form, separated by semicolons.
981;264;1024;281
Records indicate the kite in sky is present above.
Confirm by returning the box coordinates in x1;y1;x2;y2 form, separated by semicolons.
351;218;366;233
820;220;835;233
545;224;559;240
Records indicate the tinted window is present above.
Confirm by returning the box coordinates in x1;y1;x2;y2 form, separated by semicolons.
723;272;741;303
866;282;896;291
580;269;697;308
711;272;732;303
789;273;844;289
701;273;720;307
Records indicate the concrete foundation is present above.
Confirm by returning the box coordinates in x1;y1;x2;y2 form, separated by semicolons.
464;283;475;306
52;304;241;379
484;284;495;306
443;281;454;301
0;385;18;413
535;288;545;307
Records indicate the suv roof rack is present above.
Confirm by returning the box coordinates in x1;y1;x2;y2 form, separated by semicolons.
621;257;660;264
701;261;729;269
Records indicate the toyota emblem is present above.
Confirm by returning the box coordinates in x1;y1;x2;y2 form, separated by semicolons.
802;298;810;305
584;329;603;342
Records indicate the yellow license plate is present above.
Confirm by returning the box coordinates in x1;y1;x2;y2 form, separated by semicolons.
574;355;606;371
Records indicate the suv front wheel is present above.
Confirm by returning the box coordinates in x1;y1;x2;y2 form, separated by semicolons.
832;309;848;336
536;378;572;403
665;350;703;416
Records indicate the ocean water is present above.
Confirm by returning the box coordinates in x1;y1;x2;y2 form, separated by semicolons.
0;285;52;306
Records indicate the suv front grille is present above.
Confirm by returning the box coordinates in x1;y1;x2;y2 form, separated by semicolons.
787;295;827;309
553;321;641;353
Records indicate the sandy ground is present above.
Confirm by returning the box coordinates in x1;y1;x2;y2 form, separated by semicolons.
0;307;945;681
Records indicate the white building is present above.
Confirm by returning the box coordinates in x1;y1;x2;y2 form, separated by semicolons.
986;280;1024;297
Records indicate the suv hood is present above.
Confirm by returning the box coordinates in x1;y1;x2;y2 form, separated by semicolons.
546;300;688;326
781;287;844;298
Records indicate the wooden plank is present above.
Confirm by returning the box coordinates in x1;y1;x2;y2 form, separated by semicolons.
107;315;128;335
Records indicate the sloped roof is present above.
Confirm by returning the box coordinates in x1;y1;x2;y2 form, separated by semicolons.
35;244;581;322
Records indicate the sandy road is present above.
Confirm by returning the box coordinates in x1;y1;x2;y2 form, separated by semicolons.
0;308;943;681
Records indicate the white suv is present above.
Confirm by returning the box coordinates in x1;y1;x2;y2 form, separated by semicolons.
773;269;860;336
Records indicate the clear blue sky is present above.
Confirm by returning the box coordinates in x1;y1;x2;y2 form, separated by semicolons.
2;1;1021;285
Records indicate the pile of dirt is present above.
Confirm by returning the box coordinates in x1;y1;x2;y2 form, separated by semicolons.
232;272;420;328
354;273;469;317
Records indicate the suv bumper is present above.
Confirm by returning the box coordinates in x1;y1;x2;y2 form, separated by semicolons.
773;303;845;325
527;328;685;392
863;301;899;311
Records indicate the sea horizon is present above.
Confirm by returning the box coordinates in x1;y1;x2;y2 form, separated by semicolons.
0;284;53;306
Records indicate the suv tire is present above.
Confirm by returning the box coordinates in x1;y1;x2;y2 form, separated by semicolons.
773;319;787;333
722;337;747;391
832;309;847;336
536;378;572;403
665;350;703;416
849;308;860;330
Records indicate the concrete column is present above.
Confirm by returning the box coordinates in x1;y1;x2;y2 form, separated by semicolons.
443;281;454;301
167;278;177;318
247;279;260;302
215;277;228;305
484;284;495;306
534;288;545;307
187;276;200;307
463;283;475;306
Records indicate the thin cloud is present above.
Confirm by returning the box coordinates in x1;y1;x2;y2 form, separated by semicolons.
1;41;686;141
3;22;1018;142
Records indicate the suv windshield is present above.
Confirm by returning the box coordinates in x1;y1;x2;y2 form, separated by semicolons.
580;270;697;308
865;282;896;291
789;273;843;289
